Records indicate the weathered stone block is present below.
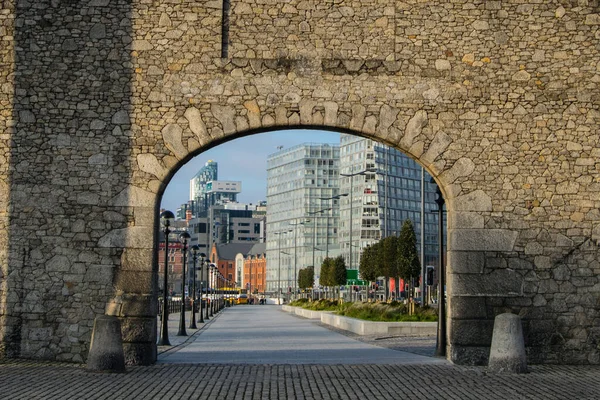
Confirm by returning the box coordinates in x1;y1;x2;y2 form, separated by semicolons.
450;297;488;320
449;269;523;297
450;319;494;346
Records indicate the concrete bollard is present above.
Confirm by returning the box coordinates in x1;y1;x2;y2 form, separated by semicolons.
488;313;527;373
86;315;126;373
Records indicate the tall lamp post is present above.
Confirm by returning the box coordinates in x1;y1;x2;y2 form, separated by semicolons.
209;264;215;316
340;168;376;271
189;245;200;329
274;230;291;305
158;210;174;346
204;261;210;321
319;194;348;258
198;252;205;324
177;232;190;336
290;219;309;299
431;178;446;357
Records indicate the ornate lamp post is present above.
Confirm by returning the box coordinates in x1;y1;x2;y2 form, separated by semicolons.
189;245;200;329
209;264;215;316
340;168;376;271
204;260;210;321
177;232;190;336
198;252;206;324
431;178;446;357
158;210;174;346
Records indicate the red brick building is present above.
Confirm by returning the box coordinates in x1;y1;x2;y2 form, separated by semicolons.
209;242;255;288
244;243;266;294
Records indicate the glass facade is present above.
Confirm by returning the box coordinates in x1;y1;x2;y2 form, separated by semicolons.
266;143;341;294
338;134;441;271
189;160;218;214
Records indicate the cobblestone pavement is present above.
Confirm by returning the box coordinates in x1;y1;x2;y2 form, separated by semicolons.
1;308;599;399
0;359;598;400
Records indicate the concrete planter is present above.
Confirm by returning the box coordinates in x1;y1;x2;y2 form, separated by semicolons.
282;305;330;319
283;306;436;336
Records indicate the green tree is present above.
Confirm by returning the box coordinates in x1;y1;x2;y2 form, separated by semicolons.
360;241;384;282
397;219;421;295
382;235;400;280
298;266;314;290
319;257;333;287
332;256;347;286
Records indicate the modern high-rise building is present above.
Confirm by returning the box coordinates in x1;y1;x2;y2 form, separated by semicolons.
265;143;341;295
189;160;218;214
338;133;441;272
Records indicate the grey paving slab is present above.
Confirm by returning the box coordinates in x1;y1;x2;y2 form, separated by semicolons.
158;305;446;365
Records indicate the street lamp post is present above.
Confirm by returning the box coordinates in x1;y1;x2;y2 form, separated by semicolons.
290;219;309;299
209;264;215;317
340;168;376;271
204;261;210;321
189;245;200;329
198;252;205;324
158;210;174;346
177;232;190;336
274;230;291;305
432;179;446;357
319;194;348;259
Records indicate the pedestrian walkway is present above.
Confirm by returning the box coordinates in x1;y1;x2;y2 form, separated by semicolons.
156;304;220;356
159;305;445;365
0;306;598;400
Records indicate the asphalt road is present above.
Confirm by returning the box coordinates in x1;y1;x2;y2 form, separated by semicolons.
158;305;447;365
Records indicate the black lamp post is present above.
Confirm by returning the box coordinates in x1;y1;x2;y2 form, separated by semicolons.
177;232;190;336
189;245;200;329
198;252;206;323
158;210;174;346
204;258;210;321
432;179;446;357
209;265;215;316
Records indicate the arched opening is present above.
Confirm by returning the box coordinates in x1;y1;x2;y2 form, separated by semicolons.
153;127;448;364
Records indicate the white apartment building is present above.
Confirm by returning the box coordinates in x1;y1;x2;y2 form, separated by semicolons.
338;134;441;272
265;143;341;295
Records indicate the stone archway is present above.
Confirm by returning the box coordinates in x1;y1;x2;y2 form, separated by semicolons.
2;1;599;366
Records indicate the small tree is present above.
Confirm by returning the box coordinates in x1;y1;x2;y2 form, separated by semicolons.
298;266;314;290
320;257;333;297
359;244;378;283
331;256;347;300
397;219;421;301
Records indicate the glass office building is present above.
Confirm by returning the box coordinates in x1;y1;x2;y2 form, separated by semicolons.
338;134;441;271
266;143;341;295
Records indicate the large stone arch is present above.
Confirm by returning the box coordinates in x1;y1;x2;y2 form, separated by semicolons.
1;1;599;366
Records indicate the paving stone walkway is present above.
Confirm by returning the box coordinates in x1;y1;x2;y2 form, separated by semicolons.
0;306;599;399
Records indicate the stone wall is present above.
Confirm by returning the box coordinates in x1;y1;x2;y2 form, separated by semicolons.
0;0;599;365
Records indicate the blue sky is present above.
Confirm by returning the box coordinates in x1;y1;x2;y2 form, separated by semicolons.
161;129;341;212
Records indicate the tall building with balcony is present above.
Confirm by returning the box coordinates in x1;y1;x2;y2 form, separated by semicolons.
338;134;441;273
189;160;218;214
266;143;341;295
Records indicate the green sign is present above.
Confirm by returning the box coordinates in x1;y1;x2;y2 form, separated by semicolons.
346;270;367;286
